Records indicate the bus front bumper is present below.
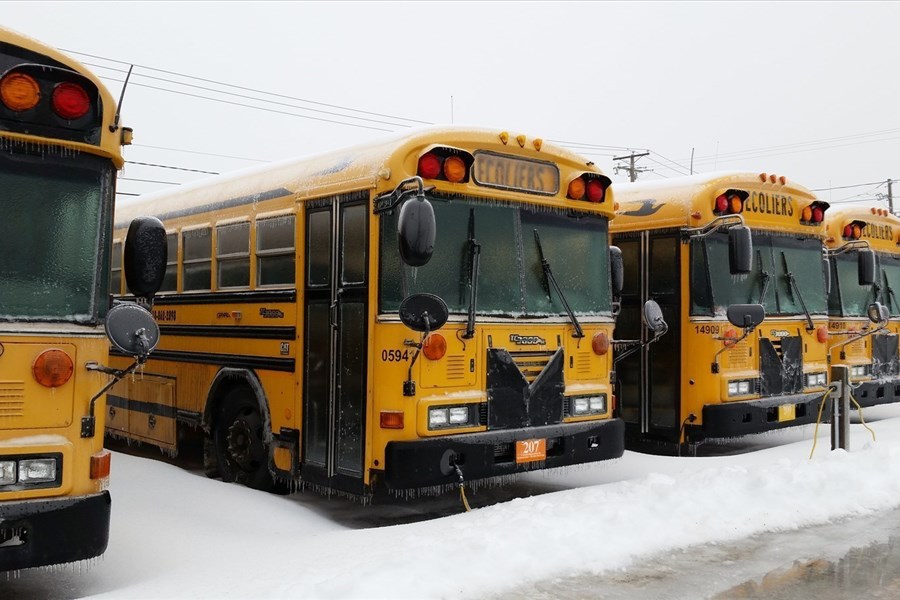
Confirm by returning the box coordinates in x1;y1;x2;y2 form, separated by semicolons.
0;491;110;571
852;377;900;408
695;392;827;440
383;419;624;490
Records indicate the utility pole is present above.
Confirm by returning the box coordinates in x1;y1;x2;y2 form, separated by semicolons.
888;178;894;215
613;151;650;182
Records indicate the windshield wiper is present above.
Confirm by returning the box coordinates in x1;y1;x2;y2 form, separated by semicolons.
462;209;480;339
533;229;584;338
757;249;772;305
883;270;899;314
780;251;814;331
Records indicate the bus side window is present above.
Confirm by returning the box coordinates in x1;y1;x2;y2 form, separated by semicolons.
183;227;212;292
110;240;122;296
257;215;295;287
158;232;178;293
217;222;250;289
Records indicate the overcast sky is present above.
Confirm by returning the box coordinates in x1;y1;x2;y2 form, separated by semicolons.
5;1;900;208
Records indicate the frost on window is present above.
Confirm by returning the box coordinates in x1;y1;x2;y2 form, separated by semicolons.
257;215;295;287
0;153;110;322
379;195;612;317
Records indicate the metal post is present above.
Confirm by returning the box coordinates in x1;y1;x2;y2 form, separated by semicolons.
830;365;850;451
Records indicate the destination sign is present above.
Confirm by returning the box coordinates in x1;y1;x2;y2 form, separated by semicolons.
472;151;559;196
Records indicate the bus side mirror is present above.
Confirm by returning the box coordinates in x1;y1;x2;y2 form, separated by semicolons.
609;246;624;297
858;249;876;286
726;303;765;331
823;257;832;296
397;194;436;267
642;300;667;335
867;301;888;325
728;225;752;274
124;216;167;302
399;293;449;333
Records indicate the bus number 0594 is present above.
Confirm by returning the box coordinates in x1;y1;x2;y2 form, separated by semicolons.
381;349;410;362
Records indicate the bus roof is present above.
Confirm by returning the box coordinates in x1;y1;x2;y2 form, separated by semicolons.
612;171;820;233
115;126;610;226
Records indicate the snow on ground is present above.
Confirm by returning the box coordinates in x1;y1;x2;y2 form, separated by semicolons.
5;405;900;599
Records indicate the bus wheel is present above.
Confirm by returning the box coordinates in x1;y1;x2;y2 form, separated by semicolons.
214;388;274;491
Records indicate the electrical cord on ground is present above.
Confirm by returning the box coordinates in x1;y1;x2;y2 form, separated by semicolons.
453;462;471;512
850;393;877;443
809;387;836;460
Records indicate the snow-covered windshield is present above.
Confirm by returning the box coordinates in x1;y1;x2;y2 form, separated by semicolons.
0;151;112;323
829;253;877;317
380;195;611;316
691;231;826;316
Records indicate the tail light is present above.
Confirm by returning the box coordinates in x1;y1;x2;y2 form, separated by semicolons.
0;72;40;111
713;191;746;216
567;173;610;203
52;82;91;119
801;200;829;225
32;349;73;388
416;148;473;183
842;220;866;240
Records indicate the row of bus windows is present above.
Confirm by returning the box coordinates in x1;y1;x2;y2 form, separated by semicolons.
110;215;296;295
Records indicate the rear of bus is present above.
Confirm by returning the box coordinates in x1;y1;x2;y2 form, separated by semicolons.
0;28;125;570
825;207;900;407
613;173;831;447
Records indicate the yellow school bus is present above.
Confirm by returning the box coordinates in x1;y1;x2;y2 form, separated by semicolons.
612;172;831;449
109;127;629;497
0;28;163;570
825;206;900;406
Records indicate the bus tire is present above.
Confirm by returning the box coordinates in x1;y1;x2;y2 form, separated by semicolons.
213;387;274;491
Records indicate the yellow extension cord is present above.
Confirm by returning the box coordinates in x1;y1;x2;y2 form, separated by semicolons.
809;388;877;460
459;484;472;512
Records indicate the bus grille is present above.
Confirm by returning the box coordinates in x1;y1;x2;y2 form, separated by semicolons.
508;350;557;384
0;381;25;418
445;355;467;381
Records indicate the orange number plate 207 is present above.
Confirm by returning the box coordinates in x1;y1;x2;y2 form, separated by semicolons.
515;439;547;463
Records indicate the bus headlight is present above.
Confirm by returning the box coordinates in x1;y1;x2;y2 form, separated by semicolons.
851;365;869;379
805;372;827;388
18;458;57;483
728;380;752;396
0;461;15;485
571;395;607;415
428;406;475;430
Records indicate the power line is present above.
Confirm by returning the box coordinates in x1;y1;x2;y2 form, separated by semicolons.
119;176;181;186
65;48;432;125
131;143;269;163
84;61;418;129
811;180;889;192
126;161;219;175
100;75;397;133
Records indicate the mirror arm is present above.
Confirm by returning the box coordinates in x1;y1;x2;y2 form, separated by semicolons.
81;358;145;438
374;176;435;214
829;322;888;354
682;214;745;240
824;240;871;258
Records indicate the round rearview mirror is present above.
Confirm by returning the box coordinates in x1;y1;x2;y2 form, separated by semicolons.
867;301;888;324
105;302;160;359
397;195;436;267
726;303;766;330
399;293;449;333
642;300;667;334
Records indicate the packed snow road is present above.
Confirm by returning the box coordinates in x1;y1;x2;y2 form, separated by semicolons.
4;405;900;599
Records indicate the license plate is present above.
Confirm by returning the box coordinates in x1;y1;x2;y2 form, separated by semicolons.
778;404;796;422
515;439;546;463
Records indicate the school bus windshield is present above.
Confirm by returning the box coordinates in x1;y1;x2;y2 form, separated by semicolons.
380;195;612;317
881;256;900;316
691;232;826;317
0;154;111;322
829;254;877;317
